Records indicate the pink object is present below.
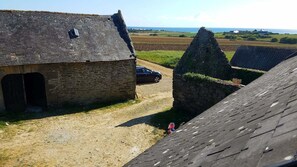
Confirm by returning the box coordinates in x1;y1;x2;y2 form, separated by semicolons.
168;122;175;129
167;122;176;134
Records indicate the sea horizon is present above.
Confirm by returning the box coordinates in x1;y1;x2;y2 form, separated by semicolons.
128;26;297;34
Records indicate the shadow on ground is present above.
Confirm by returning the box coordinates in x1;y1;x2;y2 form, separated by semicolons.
117;108;196;130
136;82;159;85
0;100;136;125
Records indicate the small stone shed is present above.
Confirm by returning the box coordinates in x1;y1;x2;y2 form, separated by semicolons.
0;10;136;112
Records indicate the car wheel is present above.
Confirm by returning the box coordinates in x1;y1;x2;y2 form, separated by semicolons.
154;76;160;83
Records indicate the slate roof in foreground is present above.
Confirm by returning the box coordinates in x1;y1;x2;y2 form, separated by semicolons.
0;10;134;66
125;56;297;167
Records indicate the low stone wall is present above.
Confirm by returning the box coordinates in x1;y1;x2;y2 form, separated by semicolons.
173;73;240;116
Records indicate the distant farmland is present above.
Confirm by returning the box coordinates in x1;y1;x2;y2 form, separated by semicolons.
131;33;297;68
131;36;297;51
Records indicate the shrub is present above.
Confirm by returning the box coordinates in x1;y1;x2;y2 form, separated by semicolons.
271;38;278;42
247;37;257;41
224;35;237;40
149;33;158;36
179;34;187;37
183;72;220;83
280;37;297;44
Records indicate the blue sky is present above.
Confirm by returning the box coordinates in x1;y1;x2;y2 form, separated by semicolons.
1;0;296;29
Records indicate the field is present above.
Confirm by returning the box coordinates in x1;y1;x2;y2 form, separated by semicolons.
131;35;297;52
137;50;235;68
131;31;297;67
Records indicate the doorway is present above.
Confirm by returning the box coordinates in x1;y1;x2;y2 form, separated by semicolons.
1;73;47;112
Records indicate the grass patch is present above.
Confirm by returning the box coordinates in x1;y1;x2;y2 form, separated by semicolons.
137;50;184;68
130;31;196;38
224;51;235;61
0;121;7;129
137;50;234;69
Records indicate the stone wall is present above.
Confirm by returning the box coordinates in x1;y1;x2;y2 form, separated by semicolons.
173;74;240;115
0;60;136;112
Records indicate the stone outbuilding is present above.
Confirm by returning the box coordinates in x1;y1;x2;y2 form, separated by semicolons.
173;27;239;115
0;10;136;112
230;46;297;71
174;27;231;80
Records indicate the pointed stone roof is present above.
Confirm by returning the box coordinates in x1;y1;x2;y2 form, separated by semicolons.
174;27;231;80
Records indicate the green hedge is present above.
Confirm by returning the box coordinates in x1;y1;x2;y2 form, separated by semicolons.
182;72;235;85
231;67;265;85
280;37;297;44
183;72;220;83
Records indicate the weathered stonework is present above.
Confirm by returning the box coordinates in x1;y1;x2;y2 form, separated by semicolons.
174;27;231;80
173;27;238;115
173;74;240;115
0;10;136;112
0;60;135;111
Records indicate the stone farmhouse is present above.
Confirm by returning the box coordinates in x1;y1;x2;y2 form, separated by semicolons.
0;10;136;112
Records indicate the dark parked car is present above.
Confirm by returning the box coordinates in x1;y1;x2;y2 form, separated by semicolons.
136;66;162;83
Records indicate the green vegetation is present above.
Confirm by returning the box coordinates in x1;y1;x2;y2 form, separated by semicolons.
129;29;196;38
224;35;237;40
224;51;235;61
183;72;221;83
137;50;235;69
247;36;257;41
280;37;297;44
137;50;184;68
270;34;297;41
271;38;278;42
0;121;7;129
214;33;225;39
179;34;187;37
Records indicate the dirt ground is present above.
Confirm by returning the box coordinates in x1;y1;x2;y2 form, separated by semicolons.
0;60;173;167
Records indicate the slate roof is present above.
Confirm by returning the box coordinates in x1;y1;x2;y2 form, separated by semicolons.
125;56;297;167
230;46;297;71
0;10;135;66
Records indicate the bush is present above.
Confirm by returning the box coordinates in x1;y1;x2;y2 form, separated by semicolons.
247;37;257;41
149;33;158;36
183;72;219;83
280;37;297;44
179;34;187;37
271;38;278;42
257;35;272;38
224;35;237;40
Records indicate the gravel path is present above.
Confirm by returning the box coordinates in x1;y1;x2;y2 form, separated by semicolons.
0;60;173;167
